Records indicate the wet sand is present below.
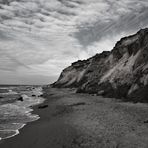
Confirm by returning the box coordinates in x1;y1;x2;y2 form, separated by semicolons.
0;88;148;148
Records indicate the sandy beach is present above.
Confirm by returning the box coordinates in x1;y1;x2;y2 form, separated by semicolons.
0;88;148;148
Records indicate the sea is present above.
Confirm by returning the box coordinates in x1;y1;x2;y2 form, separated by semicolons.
0;85;45;140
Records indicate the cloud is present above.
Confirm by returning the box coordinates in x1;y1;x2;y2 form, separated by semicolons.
0;0;147;84
75;0;148;48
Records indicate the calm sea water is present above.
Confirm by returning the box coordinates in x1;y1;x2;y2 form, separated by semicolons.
0;85;45;140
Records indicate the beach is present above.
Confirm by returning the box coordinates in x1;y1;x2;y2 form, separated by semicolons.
0;87;148;148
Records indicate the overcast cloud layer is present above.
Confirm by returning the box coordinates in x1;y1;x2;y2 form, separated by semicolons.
0;0;148;84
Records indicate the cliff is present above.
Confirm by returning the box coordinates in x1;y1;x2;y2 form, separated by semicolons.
52;28;148;102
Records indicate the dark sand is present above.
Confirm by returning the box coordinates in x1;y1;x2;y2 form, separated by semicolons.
1;88;148;148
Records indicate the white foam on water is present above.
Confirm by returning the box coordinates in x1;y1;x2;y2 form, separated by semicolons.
0;116;40;140
0;123;25;130
0;129;19;140
0;86;45;141
12;123;26;129
0;118;37;140
0;90;18;95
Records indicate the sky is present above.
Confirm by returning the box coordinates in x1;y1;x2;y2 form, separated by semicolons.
0;0;148;85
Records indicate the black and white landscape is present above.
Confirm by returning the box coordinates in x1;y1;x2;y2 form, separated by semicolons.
0;0;148;148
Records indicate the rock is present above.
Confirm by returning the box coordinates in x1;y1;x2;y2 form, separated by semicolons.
38;105;48;109
97;90;105;96
18;96;23;101
51;28;148;102
144;120;148;123
69;102;86;107
92;94;97;96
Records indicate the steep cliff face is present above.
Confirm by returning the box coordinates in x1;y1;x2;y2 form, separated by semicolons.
52;28;148;102
51;59;91;88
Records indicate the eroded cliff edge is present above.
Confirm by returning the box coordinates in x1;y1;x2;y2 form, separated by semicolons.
52;28;148;102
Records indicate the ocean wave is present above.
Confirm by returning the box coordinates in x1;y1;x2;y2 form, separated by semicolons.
0;86;45;140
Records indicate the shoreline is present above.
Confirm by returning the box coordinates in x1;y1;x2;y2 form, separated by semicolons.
0;87;148;148
0;86;45;141
0;88;80;147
